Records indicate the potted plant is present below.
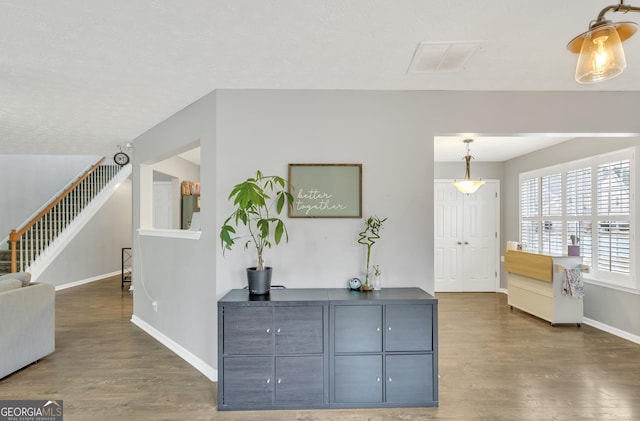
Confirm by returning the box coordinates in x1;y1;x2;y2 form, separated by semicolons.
357;215;387;291
220;170;294;294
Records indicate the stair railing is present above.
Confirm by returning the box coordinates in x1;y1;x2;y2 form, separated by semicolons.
8;157;121;273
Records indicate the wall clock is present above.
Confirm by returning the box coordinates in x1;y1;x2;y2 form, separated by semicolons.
113;152;130;166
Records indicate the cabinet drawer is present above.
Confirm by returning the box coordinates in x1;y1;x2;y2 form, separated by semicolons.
222;357;273;405
223;306;273;355
275;356;324;403
334;305;382;353
385;304;433;352
334;355;383;403
275;306;324;354
386;354;434;404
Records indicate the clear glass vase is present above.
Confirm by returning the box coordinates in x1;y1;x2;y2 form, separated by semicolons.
372;265;382;290
361;268;373;291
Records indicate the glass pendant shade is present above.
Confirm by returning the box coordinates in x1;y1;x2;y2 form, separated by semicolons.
575;24;626;83
452;151;485;194
452;179;485;194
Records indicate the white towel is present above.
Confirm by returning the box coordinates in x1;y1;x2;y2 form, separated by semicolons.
562;268;584;298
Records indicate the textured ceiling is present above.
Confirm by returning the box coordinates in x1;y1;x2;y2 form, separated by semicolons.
1;1;639;157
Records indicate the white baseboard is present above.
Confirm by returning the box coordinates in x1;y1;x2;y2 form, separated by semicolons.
130;315;217;382
54;271;120;291
582;317;640;345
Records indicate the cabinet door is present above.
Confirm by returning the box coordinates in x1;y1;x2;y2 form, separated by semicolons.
222;356;273;405
385;304;432;352
334;355;382;403
334;305;382;353
275;356;324;403
223;306;273;355
385;354;434;404
275;306;324;354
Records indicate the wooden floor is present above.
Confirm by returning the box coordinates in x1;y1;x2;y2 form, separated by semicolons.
2;277;640;420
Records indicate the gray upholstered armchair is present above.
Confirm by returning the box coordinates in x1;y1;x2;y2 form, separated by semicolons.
0;272;55;378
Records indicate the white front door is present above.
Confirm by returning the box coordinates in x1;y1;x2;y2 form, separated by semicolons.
434;180;499;292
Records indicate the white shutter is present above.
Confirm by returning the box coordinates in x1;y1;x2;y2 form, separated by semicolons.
597;160;630;215
567;220;592;267
596;160;630;275
598;221;630;274
542;220;563;255
520;177;539;252
520;178;538;218
541;173;562;217
520;221;539;253
567;167;591;216
567;167;592;266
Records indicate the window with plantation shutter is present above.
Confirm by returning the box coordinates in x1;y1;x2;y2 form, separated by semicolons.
519;149;635;291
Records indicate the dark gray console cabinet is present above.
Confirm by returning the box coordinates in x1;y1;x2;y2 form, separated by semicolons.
217;288;438;411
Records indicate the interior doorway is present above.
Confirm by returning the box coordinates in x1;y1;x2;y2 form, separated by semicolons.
434;180;499;292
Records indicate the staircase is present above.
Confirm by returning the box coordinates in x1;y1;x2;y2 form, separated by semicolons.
0;250;12;274
2;158;130;278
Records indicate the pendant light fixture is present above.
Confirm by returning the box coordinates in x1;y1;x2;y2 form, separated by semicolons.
567;1;640;84
452;139;485;195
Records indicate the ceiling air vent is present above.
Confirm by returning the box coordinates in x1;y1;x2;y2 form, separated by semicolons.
407;41;484;74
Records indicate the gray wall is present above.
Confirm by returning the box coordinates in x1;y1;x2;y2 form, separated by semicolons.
0;155;99;239
153;156;200;183
38;177;132;287
132;92;217;375
132;89;640;379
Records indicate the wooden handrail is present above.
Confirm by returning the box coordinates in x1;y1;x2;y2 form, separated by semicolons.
9;157;106;273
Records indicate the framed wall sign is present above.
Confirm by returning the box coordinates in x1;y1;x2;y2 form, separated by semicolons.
288;163;362;218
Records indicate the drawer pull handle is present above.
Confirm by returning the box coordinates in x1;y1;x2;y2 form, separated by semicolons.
388;326;392;331
277;378;282;384
388;377;392;382
376;377;381;382
266;378;271;384
276;328;281;333
266;328;271;333
376;327;380;332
